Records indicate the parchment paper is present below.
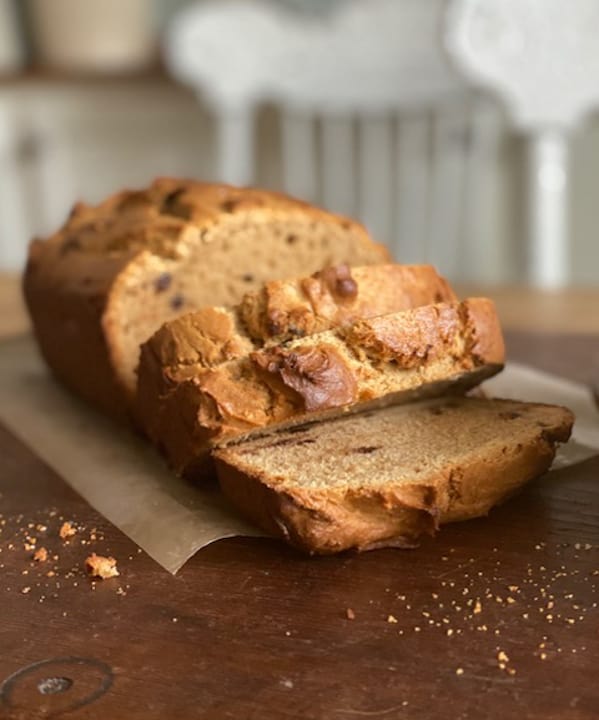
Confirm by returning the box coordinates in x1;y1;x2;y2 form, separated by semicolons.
485;364;599;468
0;334;597;573
0;335;263;574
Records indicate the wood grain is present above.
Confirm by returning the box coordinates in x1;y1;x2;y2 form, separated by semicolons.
0;333;598;719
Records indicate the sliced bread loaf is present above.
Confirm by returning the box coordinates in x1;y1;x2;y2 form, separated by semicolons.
139;297;504;478
23;178;388;418
214;397;574;554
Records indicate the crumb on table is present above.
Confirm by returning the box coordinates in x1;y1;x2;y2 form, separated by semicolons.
85;553;119;579
59;521;76;540
33;547;48;562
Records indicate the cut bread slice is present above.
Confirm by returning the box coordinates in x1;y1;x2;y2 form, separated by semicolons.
138;263;456;383
24;178;388;418
136;263;457;437
139;297;504;478
213;397;574;554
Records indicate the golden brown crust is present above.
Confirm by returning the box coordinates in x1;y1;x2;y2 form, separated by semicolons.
214;400;574;554
343;304;458;367
251;344;358;412
30;178;373;261
23;248;140;418
217;463;438;554
142;306;254;374
144;298;504;477
23;178;386;418
461;297;506;366
343;298;504;369
238;263;456;344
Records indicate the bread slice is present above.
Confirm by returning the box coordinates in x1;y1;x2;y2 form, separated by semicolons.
138;263;456;381
136;263;457;437
139;297;504;478
213;397;574;554
23;178;388;418
236;262;457;347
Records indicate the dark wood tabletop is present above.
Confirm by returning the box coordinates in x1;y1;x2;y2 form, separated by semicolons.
1;330;598;720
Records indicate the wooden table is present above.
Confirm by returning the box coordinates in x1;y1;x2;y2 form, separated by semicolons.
1;277;598;719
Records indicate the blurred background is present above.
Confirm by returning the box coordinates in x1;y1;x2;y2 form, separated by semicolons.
0;0;598;288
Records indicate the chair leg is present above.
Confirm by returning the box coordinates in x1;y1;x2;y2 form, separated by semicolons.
281;110;317;203
526;131;570;288
321;114;355;216
395;114;431;264
215;104;255;186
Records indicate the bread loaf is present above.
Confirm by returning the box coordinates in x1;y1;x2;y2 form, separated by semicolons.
23;178;388;417
214;397;574;554
139;297;504;478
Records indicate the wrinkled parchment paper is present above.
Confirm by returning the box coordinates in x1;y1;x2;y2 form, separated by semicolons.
0;334;597;573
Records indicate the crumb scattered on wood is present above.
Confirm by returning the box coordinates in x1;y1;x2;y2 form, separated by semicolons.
85;553;119;579
33;547;48;562
346;607;355;620
59;521;76;540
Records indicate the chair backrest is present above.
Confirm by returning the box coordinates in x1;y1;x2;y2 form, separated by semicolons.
446;0;599;287
165;0;507;283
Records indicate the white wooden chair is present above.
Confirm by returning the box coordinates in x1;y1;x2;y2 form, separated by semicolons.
447;0;599;287
165;0;505;283
166;0;599;287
